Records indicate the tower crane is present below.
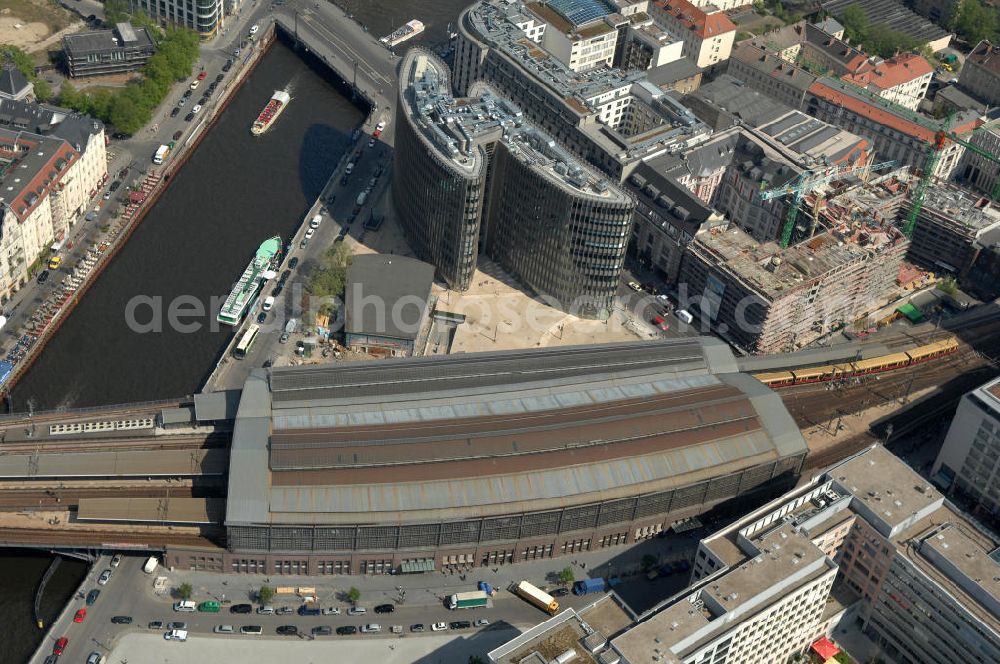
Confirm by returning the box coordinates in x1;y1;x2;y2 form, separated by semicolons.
760;159;898;248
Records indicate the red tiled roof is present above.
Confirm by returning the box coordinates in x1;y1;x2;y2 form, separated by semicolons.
811;637;840;660
841;54;933;91
809;80;937;142
655;0;735;39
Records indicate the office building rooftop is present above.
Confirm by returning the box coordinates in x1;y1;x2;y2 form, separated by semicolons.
403;51;626;198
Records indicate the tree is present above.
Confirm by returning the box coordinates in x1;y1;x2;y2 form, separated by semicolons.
951;0;999;46
58;82;82;110
557;566;575;586
0;45;35;80
258;585;275;604
177;583;193;600
104;0;129;25
33;78;52;102
839;3;868;43
347;587;361;604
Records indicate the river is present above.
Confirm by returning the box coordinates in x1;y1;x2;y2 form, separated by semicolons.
9;38;364;411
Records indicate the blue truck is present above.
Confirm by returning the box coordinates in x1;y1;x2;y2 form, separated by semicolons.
572;578;606;595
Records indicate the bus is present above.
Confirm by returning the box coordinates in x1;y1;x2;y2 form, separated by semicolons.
233;324;260;359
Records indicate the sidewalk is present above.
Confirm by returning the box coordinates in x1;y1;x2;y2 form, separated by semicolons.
156;534;700;610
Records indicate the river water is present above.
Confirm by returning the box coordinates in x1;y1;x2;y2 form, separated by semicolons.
10;38;363;411
2;551;88;664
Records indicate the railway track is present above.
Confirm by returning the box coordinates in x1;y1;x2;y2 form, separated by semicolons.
0;485;212;511
0;432;229;454
0;398;188;429
0;527;222;549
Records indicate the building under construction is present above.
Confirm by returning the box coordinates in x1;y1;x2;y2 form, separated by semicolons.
680;174;910;353
905;183;1000;278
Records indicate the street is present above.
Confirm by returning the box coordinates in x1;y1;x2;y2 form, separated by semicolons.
30;531;703;663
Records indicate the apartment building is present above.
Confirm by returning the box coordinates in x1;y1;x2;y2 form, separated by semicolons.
617;13;685;70
958;40;1000;107
524;0;620;72
958;118;1000;199
649;0;736;68
904;184;1000;276
726;41;818;109
680;191;908;352
489;444;1000;664
838;53;933;112
454;0;711;182
932;376;1000;521
0;100;107;303
394;50;634;318
804;80;977;178
128;0;224;38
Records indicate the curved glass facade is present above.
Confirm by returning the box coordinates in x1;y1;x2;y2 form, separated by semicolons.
485;147;632;319
393;55;485;291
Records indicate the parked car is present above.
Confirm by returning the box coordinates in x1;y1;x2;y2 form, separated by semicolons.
110;554;122;568
111;616;132;624
275;606;294;615
192;104;202;115
298;605;321;616
311;625;333;636
651;314;670;331
147;620;163;630
279;332;290;344
173;130;183;141
109;180;121;192
222;60;233;72
374;604;395;614
53;637;68;655
214;624;235;634
410;623;425;632
288;257;299;269
449;620;472;630
336;625;357;635
230;603;253;614
368;137;376;148
167;621;187;630
164;629;188;641
348;607;367;616
431;622;448;632
86;652;103;664
170;107;180;117
361;624;381;633
376;121;386;131
216;73;224;82
197;70;207;80
627;281;642;292
321;606;341;615
74;608;87;623
304;227;315;239
550;587;570;597
184;112;194;122
276;625;298;635
183;89;192;98
178;97;186;106
189;80;199;90
240;625;263;635
256;311;267;324
474;618;490;627
98;569;112;585
36;270;49;284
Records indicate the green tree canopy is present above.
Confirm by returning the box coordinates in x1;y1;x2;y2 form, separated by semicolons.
347;587;361;604
951;0;999;46
839;3;868;42
558;566;575;585
177;583;193;600
258;585;275;604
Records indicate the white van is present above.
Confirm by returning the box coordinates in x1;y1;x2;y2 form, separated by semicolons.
309;214;322;229
173;601;197;612
676;309;693;324
262;296;275;312
361;624;382;633
214;624;235;634
256;605;274;615
143;556;158;574
165;629;188;641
